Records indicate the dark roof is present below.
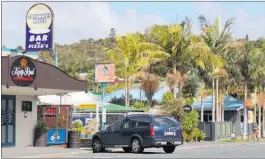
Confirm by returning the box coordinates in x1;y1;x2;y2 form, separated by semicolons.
192;95;244;111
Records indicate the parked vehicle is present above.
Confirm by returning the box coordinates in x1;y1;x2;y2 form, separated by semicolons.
92;114;183;153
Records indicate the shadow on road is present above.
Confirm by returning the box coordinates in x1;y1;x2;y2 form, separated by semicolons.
97;150;164;154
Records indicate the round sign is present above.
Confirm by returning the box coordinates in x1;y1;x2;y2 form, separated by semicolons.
10;56;36;87
26;3;53;34
183;105;192;113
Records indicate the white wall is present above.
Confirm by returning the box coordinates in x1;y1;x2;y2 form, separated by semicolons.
16;96;37;147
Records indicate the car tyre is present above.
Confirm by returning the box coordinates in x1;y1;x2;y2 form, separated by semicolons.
92;138;105;153
131;138;144;153
122;147;132;153
163;146;176;153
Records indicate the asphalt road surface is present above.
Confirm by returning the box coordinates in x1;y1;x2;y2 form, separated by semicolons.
50;141;265;158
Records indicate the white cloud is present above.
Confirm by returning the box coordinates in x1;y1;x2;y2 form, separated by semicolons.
2;2;165;48
193;2;265;40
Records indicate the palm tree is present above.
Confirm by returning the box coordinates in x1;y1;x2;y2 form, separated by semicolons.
105;33;169;107
150;18;223;98
140;73;160;107
198;15;234;122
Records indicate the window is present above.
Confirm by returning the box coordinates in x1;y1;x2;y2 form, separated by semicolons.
208;115;212;122
137;121;150;127
112;120;122;130
122;119;137;129
154;116;179;127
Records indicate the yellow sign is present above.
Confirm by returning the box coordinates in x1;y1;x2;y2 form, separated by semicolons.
78;104;96;109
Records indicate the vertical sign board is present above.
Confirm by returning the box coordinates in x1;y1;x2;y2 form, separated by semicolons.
94;64;115;130
26;3;54;51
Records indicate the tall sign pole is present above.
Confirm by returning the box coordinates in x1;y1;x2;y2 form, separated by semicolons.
95;64;115;131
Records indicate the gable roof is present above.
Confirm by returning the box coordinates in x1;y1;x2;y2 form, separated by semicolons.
192;95;244;111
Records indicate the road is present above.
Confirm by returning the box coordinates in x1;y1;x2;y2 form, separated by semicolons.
47;141;265;158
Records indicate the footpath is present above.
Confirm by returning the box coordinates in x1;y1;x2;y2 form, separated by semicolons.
2;139;265;158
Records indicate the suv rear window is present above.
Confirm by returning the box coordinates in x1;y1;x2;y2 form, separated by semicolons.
154;116;179;127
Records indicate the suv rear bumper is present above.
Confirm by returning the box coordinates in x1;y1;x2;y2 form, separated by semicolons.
142;137;183;148
155;140;183;146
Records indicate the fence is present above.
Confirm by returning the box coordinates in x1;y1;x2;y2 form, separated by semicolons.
37;105;72;145
199;122;254;141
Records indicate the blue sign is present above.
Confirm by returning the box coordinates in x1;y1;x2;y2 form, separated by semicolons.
47;129;66;145
25;3;54;51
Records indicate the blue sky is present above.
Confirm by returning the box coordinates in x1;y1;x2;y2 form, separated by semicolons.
109;2;265;23
2;2;265;48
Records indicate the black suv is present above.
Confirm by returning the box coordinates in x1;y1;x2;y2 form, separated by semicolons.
92;114;183;153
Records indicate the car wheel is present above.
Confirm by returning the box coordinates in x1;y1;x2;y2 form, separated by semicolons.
163;146;176;153
122;147;132;153
131;138;144;153
92;138;105;153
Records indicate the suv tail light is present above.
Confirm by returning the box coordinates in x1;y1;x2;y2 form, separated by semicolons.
150;127;155;136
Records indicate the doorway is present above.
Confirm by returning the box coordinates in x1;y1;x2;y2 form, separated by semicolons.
1;95;16;147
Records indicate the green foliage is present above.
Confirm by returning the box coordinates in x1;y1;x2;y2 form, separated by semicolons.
106;84;124;94
72;120;83;132
183;74;200;98
162;92;174;104
182;110;199;133
36;121;48;130
132;101;150;112
162;98;185;121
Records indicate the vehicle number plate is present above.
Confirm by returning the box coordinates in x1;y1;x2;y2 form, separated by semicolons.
164;131;175;136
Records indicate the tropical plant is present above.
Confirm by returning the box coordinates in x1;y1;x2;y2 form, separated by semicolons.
162;98;185;121
72;120;83;132
140;73;160;107
198;15;234;122
182;73;201;98
162;92;174;104
132;101;150;112
36;121;48;130
105;33;169;107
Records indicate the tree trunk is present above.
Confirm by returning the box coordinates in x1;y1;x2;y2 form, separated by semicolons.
126;78;130;107
125;77;128;107
216;78;219;122
262;102;265;137
212;78;215;122
178;83;183;98
200;98;204;122
243;84;248;140
172;60;177;74
258;84;262;138
222;104;225;122
254;85;257;124
172;61;177;99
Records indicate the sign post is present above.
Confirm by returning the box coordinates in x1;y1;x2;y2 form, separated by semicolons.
101;83;107;131
94;64;115;131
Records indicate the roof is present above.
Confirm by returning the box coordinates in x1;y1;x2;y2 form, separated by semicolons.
192;95;244;111
2;47;39;55
78;103;144;113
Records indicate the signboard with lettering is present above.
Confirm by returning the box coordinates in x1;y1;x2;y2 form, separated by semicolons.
77;104;96;109
95;64;115;83
25;3;54;51
10;56;36;87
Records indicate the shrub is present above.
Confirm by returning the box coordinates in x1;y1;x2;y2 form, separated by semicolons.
162;98;185;121
162;92;174;104
181;110;199;133
132;101;150;112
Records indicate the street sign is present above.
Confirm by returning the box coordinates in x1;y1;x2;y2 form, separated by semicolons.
102;105;107;123
77;104;96;109
183;105;192;113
